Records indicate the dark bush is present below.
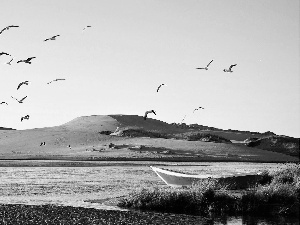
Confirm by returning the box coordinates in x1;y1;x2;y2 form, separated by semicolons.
99;130;112;135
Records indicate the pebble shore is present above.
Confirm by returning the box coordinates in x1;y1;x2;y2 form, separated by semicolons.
0;204;207;225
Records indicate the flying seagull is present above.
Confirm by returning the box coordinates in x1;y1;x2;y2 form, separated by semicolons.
193;106;204;113
11;96;27;103
6;58;13;65
196;60;213;70
82;25;91;31
144;110;156;120
0;102;8;105
44;35;60;41
17;81;29;90
21;115;30;122
0;25;19;35
17;57;36;64
47;78;66;84
223;64;237;73
0;52;11;57
157;84;165;92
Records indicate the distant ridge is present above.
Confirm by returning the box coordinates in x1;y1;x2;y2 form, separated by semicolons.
60;114;183;133
109;114;181;133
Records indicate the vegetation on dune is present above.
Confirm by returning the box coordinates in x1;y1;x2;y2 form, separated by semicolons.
112;127;171;139
118;163;300;217
110;127;231;143
246;135;300;158
174;132;231;143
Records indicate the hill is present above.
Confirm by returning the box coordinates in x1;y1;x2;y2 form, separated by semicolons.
0;114;298;163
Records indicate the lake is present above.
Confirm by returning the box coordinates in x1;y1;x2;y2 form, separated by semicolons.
0;161;298;224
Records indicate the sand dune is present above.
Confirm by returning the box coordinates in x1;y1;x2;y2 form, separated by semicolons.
0;115;298;162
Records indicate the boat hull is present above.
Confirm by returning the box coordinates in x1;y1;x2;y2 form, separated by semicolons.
150;166;261;189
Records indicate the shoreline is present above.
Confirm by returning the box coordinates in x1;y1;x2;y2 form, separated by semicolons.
0;158;295;167
0;202;298;225
0;204;207;224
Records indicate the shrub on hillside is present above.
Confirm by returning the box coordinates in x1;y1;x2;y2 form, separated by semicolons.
173;132;231;143
246;136;299;158
99;130;112;135
185;132;231;143
113;127;170;139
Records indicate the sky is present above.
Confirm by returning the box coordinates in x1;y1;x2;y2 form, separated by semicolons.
0;0;299;137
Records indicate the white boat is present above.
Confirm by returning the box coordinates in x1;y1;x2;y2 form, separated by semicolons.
150;166;262;189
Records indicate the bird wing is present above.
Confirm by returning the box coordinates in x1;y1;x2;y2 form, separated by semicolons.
229;64;237;70
28;57;36;60
0;27;8;34
83;26;91;30
196;67;205;69
144;111;149;118
152;110;156;115
17;83;22;90
157;85;161;92
207;60;213;67
20;96;27;102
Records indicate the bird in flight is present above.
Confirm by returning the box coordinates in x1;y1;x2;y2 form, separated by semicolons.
6;58;13;65
193;107;204;113
196;60;214;70
0;25;19;35
0;102;8;105
144;110;156;120
11;96;27;103
17;81;29;90
223;64;237;73
17;57;36;64
157;84;165;92
44;35;60;41
47;78;66;84
83;25;91;31
21;115;30;122
0;52;11;57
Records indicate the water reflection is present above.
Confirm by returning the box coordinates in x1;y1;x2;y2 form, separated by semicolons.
202;215;299;225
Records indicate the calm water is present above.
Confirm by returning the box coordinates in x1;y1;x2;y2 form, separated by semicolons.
0;161;298;224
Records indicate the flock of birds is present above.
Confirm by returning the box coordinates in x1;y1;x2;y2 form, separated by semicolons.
1;25;238;125
146;59;237;122
1;25;92;122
